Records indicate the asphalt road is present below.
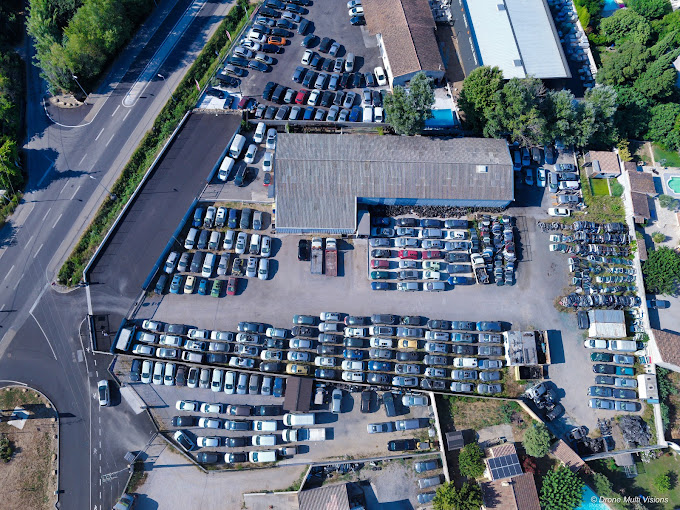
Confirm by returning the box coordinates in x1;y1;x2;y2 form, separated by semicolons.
0;0;238;508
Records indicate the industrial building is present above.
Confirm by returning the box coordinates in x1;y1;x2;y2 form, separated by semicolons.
274;134;514;234
460;0;571;80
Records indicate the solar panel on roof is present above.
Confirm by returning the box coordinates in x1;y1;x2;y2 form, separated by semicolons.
488;453;522;480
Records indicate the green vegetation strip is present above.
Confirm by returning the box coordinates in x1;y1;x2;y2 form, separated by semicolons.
58;1;253;286
589;177;610;196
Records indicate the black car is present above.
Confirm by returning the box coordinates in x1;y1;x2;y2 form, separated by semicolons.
423;355;448;366
262;81;277;101
260;43;282;53
317;344;340;355
301;34;317;47
427;319;451;330
446;252;469;263
285;3;306;13
298;18;310;35
223;64;246;77
320;91;334;107
249;60;270;73
225;437;247;448
344;338;365;348
172;416;197;427
396;351;420;362
593;364;616;375
319;37;333;53
197;452;219;464
292;66;305;83
371;314;398;325
272;85;287;103
175;366;187;386
400;316;422;326
259;6;280;17
302;69;316;87
333;90;345;106
371;249;392;258
545;403;564;421
129;359;142;382
372;90;382;106
452;345;477;355
322;58;334;72
388;439;417;451
577;311;589;330
352;72;363;88
420;379;447;390
271;27;291;37
260;362;283;372
288;0;310;5
382;391;396;417
361;390;374;413
227;56;249;67
217;73;239;88
276;18;294;28
254;405;284;416
225;452;248;463
595;375;615;385
264;106;276;119
310;53;322;69
315;368;337;379
206;88;225;99
364;72;377;87
292;326;315;337
421;219;443;228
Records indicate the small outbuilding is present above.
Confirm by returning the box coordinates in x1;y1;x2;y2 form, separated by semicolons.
588;310;626;339
584;151;622;179
283;377;313;413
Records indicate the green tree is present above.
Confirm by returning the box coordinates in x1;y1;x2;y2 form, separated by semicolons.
0;137;23;193
458;443;485;479
658;194;678;210
600;9;651;44
613;86;651;140
647;104;680;146
0;434;12;462
540;466;585;510
651;10;680;45
592;472;616;498
597;41;650;86
652;232;666;243
628;0;671;20
576;86;618;148
433;482;483;510
384;72;434;135
522;423;551;458
617;139;632;162
653;472;672;492
458;66;504;134
642;246;680;294
633;49;680;101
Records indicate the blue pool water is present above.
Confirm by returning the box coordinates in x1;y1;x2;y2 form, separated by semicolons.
424;109;457;128
576;485;610;510
601;0;623;16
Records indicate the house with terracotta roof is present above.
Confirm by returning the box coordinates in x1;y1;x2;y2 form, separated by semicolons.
549;439;585;473
481;473;541;510
362;0;445;88
584;151;622;179
627;165;657;223
650;329;680;373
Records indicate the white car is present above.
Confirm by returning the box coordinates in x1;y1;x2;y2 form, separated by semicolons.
260;236;272;258
210;331;233;341
584;339;608;349
348;6;364;16
198;417;222;429
301;50;313;65
247;31;267;44
244;143;257;164
142;320;162;331
320;312;342;322
342;371;365;382
152;362;164;385
308;89;320;106
136;331;156;343
224;371;236;394
254;122;266;143
374;66;387;86
374;107;384;123
163;363;176;386
370;337;393;348
133;344;154;356
188;328;209;340
176;400;200;412
196;436;220;448
141;361;153;384
347;0;361;8
97;380;110;407
315;356;336;367
235;232;248;254
423;271;440;280
281;11;301;22
341;360;365;371
547;207;570;217
258;258;270;280
242;40;261;51
289;338;312;349
265;128;277;150
200;402;225;414
262;152;273;173
537;167;546;187
344;327;368;337
160;335;183;347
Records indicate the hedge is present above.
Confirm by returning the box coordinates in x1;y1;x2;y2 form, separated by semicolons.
58;0;254;285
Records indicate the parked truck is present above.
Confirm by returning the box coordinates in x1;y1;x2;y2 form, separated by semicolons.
325;238;338;277
282;428;327;442
471;253;490;284
311;237;324;275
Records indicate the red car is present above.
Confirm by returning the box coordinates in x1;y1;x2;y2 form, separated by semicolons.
421;250;442;260
398;250;419;260
295;90;308;104
227;277;238;296
371;259;389;269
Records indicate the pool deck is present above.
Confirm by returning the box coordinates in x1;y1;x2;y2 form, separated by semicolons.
660;168;680;197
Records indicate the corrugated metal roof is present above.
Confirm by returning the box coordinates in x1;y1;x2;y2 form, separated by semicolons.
274;134;514;231
299;484;350;510
504;0;571;79
463;0;570;79
589;309;625;324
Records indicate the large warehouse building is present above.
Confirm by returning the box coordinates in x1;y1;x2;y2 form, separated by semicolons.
461;0;571;80
274;134;514;234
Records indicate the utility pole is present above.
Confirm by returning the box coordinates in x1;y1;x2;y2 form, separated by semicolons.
71;74;88;98
157;74;175;102
88;175;116;200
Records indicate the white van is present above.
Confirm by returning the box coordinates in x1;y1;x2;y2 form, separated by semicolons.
253;420;277;432
115;327;134;352
283;413;315;427
185;228;198;250
202;253;216;277
254;122;267;144
251;435;277;446
249;450;277;463
229;134;246;159
608;340;637;352
218;157;235;181
362;105;373;123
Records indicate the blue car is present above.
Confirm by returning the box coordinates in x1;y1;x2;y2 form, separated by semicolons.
343;349;364;360
304;106;315;120
228;209;238;229
448;276;473;285
273;377;284;397
198;278;209;295
368;361;392;372
371;282;389;291
349;105;362;122
169;274;182;294
192;208;204;227
615;366;635;376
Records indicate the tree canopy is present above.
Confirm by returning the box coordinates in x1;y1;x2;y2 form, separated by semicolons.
540;466;585;510
458;443;485;479
384;72;434;135
522;423;552;458
628;0;672;20
601;9;651;44
457;66;504;134
433;482;483;510
642;246;680;295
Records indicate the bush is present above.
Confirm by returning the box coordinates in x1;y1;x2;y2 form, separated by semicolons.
653;472;671;492
458;443;485;479
659;194;678;210
642;246;680;294
652;231;666;243
433;482;483;510
609;179;624;197
0;434;13;462
540;466;584;510
523;423;551;458
522;456;537;474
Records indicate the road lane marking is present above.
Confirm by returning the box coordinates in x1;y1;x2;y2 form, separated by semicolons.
30;312;57;360
105;134;115;147
5;265;14;280
41;210;50;222
52;213;63;228
60;181;69;194
33;243;43;259
95;128;105;141
79;153;88;165
123;110;131;121
36;160;56;188
26;235;34;246
0;304;5;311
111;105;120;117
70;185;81;200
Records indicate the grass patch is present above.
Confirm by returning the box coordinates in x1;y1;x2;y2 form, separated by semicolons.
437;394;530;439
578;163;625;223
282;468;308;492
126;459;148;493
57;1;255;286
0;388;43;409
653;144;680;168
609;179;624;198
590;178;610;196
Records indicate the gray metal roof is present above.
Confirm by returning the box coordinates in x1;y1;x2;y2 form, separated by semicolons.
275;134;514;231
464;0;570;79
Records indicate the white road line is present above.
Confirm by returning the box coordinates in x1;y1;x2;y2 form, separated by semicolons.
95;128;105;141
123;110;131;121
52;213;63;228
26;235;34;246
33;243;43;259
30;312;57;361
0;379;27;386
41;209;50;222
95;370;98;377
0;304;5;311
105;134;115;147
78;153;88;165
70;185;81;200
93;358;97;366
60;181;68;194
36;160;56;188
111;105;120;117
5;265;14;280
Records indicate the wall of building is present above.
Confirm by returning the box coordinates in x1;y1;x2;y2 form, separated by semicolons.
358;197;511;208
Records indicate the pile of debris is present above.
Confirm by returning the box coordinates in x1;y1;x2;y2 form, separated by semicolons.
619;416;652;448
479;215;516;286
524;382;564;421
370;204;506;218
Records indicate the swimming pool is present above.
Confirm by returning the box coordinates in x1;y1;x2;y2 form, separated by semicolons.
668;176;680;195
576;485;610;510
601;0;623;17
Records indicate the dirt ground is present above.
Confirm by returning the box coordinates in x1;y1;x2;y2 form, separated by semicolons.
0;387;58;510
